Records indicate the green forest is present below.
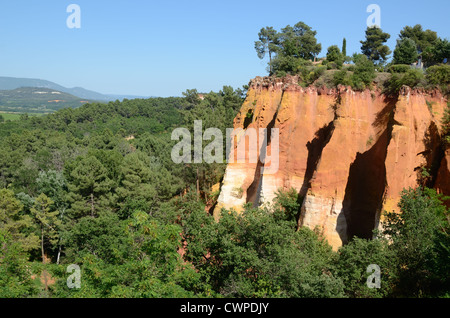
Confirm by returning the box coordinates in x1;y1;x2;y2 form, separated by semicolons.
1;21;449;299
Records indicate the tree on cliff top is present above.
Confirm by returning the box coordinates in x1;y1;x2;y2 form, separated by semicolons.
399;24;438;55
277;22;322;61
326;45;344;69
393;38;419;65
423;38;450;66
342;38;347;59
255;21;322;75
360;26;391;65
395;24;450;67
255;27;279;74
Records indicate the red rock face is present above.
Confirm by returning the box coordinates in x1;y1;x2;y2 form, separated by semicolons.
436;149;450;207
215;76;449;250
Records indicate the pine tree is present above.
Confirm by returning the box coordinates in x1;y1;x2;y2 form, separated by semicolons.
0;188;39;252
399;24;437;55
393;38;418;65
255;27;279;74
67;156;114;218
116;152;157;216
36;170;68;264
0;229;39;297
326;45;344;69
360;26;391;65
30;193;60;263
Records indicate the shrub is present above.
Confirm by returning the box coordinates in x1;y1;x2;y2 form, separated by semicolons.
425;64;450;86
332;56;377;90
373;72;391;88
351;54;376;90
299;65;326;86
314;70;336;89
271;56;312;75
326;62;337;70
326;45;344;70
400;68;425;87
388;64;411;74
275;70;287;78
345;65;355;72
383;68;425;94
333;69;352;87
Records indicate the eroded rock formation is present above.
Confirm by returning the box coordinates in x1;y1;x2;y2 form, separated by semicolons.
214;75;449;249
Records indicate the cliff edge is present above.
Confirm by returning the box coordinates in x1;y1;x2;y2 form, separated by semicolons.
214;75;449;249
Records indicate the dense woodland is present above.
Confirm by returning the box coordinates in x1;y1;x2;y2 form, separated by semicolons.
0;21;450;298
1;85;449;298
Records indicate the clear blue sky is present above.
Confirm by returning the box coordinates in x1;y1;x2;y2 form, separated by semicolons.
0;0;448;97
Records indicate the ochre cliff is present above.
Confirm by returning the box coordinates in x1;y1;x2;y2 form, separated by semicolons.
214;75;449;249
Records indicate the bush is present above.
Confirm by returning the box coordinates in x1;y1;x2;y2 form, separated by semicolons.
333;69;352;87
332;55;377;90
270;56;312;75
334;238;397;298
388;64;411;73
332;55;380;91
426;64;450;86
326;62;337;70
373;72;391;88
351;54;376;90
345;65;355;72
314;70;337;89
400;68;425;87
275;70;287;78
326;45;344;70
299;65;326;86
383;68;425;94
271;55;327;86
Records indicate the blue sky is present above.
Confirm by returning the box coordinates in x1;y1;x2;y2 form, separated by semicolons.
0;0;448;97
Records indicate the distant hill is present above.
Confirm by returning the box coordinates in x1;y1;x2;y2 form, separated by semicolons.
0;76;151;101
0;87;92;113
